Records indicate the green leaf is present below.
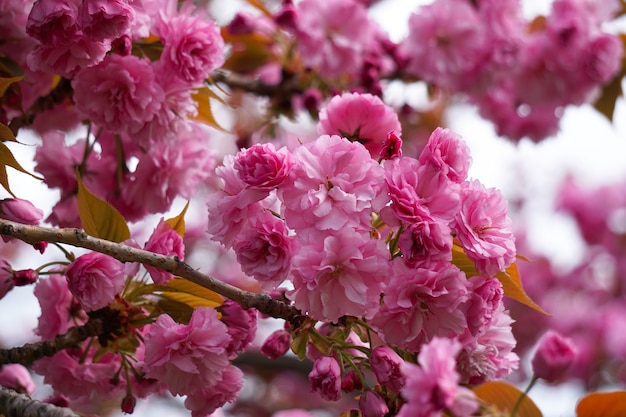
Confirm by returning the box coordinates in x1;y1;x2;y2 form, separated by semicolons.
474;381;543;417
576;391;626;417
165;201;189;237
290;330;309;360
0;75;22;97
76;172;130;242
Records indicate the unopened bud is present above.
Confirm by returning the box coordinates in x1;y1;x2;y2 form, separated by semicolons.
260;329;291;359
531;330;577;383
13;269;38;286
121;393;136;414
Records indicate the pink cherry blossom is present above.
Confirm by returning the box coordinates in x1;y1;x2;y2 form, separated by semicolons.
261;329;291;359
27;37;109;78
370;346;405;392
154;9;224;85
233;212;293;289
219;300;257;357
398;218;452;267
0;364;36;395
143;307;232;396
317;92;401;159
0;198;43;225
359;390;388;417
71;53;164;135
532;330;578;383
418;127;471;184
26;0;80;44
370;260;469;352
279;135;387;233
453;180;516;277
234;143;294;192
308;356;342;401
143;218;185;285
397;337;478;417
288;228;389;322
66;252;126;312
183;365;243;417
79;0;134;41
34;274;88;340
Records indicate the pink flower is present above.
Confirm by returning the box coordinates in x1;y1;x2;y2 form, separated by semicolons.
71;54;164;135
370;260;469;352
288;228;389;322
155;10;224;84
143;218;185;285
359;390;389;417
295;0;378;79
0;198;43;224
309;356;342;401
398;219;452;267
26;0;80;44
34;274;88;340
66;252;126;312
79;0;135;41
233;213;293;289
418;127;471;184
397;337;478;417
260;329;291;359
453;180;516;277
234;143;294;191
370;346;405;392
0;261;14;301
0;364;36;395
219;300;257;357
183;365;243;417
317;93;401;159
27;37;109;77
532;330;578;383
381;131;403;160
143;307;232;396
273;411;316;417
279;135;387;233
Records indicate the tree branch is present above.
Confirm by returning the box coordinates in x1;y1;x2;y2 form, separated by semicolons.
211;69;303;98
0;387;80;417
0;219;304;325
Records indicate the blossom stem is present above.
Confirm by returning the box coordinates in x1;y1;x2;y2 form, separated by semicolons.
511;375;538;417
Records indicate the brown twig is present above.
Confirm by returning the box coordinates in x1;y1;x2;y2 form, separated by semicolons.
0;219;303;324
0;387;81;417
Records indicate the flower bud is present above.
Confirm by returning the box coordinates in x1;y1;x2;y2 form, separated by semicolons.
0;364;36;395
121;393;136;414
309;356;342;401
370;346;405;392
380;131;403;160
359;390;388;417
531;330;577;383
12;269;38;286
220;299;257;357
0;198;44;224
260;329;291;359
341;370;363;392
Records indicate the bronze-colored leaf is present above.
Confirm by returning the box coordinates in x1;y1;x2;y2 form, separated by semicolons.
0;75;23;97
576;391;626;417
165;201;189;237
474;381;543;417
497;263;549;315
191;87;229;131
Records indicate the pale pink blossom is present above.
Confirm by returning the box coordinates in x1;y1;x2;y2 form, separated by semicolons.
465;276;503;337
370;260;469;352
295;0;378;79
71;54;164;135
234;143;294;192
288;228;389;322
0;364;36;395
397;337;478;417
309;356;342;401
532;330;578;382
143;218;184;285
34;274;88;340
66;252;126;312
453;180;515;277
79;0;135;41
155;10;224;84
143;307;232;396
27;37;109;77
279;135;387;233
233;213;293;289
398;218;452;267
418;127;471;184
317;93;401;159
183;365;243;417
370;346;405;392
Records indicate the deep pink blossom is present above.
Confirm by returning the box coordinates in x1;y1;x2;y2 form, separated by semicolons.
418;127;471;184
26;0;80;44
317;92;401;159
359;390;388;417
370;346;405;392
0;261;14;301
0;364;36;395
79;0;135;41
234;143;294;192
66;252;126;312
309;356;342;401
532;330;578;382
279;135;387;233
143;218;185;285
34;274;88;340
370;260;469;352
183;365;243;417
397;337;478;417
0;198;43;225
155;10;224;84
398;218;452;267
27;37;109;77
453;180;515;277
71;54;164;135
260;329;291;359
288;228;389;322
219;300;257;357
143;307;232;396
465;276;504;337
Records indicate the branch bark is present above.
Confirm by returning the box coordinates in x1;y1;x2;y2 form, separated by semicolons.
0;219;303;325
0;387;80;417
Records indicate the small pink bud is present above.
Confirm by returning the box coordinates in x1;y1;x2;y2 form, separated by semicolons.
274;3;298;31
12;269;38;286
121;393;136;414
309;356;342;401
359;391;388;417
380;131;403;160
0;364;36;395
33;241;48;254
260;329;291;359
370;346;405;392
0;198;43;225
531;330;577;383
341;370;363;392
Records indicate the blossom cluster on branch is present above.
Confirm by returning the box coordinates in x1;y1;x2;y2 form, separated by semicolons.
0;0;625;416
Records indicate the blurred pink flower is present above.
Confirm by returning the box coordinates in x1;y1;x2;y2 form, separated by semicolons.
66;252;125;312
79;0;135;41
143;218;185;285
370;346;405;392
309;356;342;401
0;260;14;301
34;274;87;340
359;390;388;417
532;330;578;383
143;307;232;396
0;198;43;225
183;365;243;417
0;364;36;395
